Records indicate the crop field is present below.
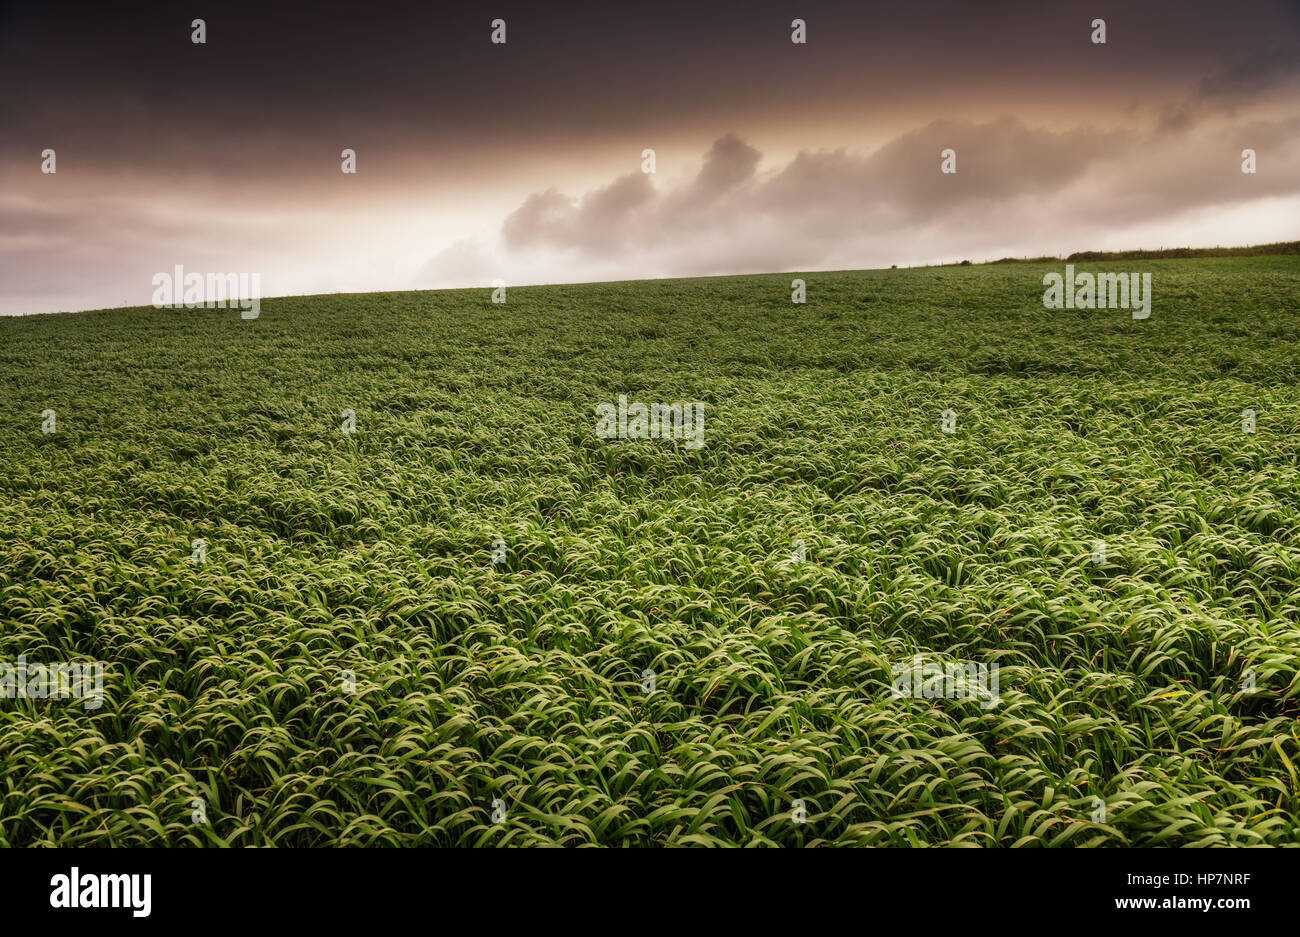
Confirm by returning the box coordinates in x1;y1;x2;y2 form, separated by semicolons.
1;254;1299;847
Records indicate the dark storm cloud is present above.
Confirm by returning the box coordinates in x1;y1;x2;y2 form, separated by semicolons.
693;134;763;199
1199;48;1300;100
764;118;1123;216
3;0;1297;174
501;117;1132;255
3;0;1298;312
1159;47;1300;132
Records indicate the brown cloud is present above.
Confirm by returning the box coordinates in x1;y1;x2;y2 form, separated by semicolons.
466;113;1300;282
4;0;1298;311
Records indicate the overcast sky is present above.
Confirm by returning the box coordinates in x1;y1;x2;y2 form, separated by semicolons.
2;0;1298;314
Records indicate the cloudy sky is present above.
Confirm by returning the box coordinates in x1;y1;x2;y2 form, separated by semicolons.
2;0;1298;315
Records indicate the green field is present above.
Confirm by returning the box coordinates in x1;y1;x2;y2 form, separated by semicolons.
2;255;1299;846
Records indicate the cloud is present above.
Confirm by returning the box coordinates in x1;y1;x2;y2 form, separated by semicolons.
1199;48;1300;102
1159;49;1300;133
460;112;1299;282
416;239;499;287
503;172;657;256
759;117;1126;224
692;133;762;199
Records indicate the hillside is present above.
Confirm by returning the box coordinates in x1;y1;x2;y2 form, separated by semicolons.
1;254;1299;846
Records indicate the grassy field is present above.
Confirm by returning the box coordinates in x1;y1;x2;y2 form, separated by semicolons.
2;254;1299;846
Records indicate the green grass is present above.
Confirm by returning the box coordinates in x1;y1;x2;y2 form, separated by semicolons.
1;254;1299;846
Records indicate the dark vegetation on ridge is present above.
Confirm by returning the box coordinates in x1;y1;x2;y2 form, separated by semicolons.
988;240;1300;266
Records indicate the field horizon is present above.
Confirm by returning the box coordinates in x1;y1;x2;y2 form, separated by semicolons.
9;240;1299;320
